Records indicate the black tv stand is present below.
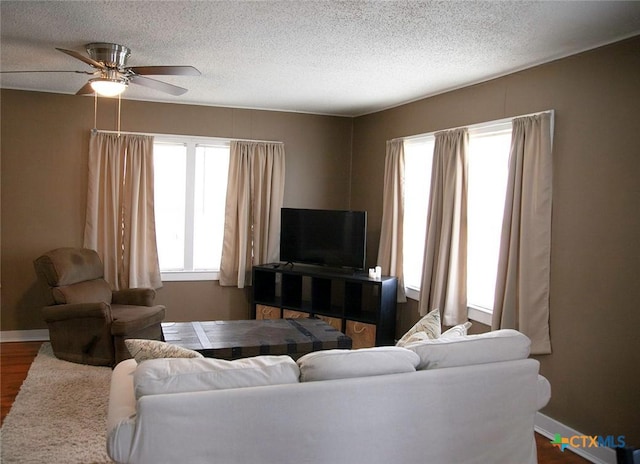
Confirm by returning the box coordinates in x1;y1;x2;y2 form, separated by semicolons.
275;262;365;276
252;264;397;348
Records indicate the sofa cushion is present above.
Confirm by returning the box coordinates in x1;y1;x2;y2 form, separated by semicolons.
297;346;420;382
125;339;204;363
133;355;300;399
405;329;531;370
396;308;440;347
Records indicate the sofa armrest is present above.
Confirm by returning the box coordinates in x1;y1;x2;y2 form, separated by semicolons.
42;302;111;322
107;359;138;464
537;375;551;410
113;288;156;307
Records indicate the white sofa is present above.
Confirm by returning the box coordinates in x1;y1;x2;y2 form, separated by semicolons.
107;329;551;464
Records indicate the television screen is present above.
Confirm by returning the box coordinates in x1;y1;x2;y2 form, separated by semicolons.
280;208;367;270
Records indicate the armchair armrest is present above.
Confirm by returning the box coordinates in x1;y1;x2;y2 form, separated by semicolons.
42;302;111;323
112;288;156;307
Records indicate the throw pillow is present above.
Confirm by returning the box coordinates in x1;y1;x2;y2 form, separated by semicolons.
125;339;204;363
297;346;420;382
404;329;531;370
398;331;432;345
133;355;300;399
395;308;441;347
440;321;472;339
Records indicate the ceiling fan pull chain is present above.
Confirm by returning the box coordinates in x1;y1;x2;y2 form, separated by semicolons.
117;93;121;137
92;92;98;134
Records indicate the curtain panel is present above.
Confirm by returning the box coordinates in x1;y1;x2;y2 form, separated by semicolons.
492;112;553;354
418;128;469;325
84;132;162;290
220;141;285;288
377;139;407;302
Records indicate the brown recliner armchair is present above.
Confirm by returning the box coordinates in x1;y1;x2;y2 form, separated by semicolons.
34;247;166;366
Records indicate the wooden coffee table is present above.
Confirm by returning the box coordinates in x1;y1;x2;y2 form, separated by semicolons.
162;318;352;360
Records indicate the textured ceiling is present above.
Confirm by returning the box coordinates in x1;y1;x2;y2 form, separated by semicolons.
1;1;640;116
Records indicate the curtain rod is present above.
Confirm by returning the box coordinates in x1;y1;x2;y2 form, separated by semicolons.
91;128;284;145
391;109;554;143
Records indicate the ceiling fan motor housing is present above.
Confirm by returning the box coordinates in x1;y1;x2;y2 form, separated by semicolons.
86;43;130;69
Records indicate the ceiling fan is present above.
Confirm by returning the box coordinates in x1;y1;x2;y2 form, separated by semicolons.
3;42;200;97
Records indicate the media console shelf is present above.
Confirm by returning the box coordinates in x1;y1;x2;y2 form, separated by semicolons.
252;264;397;348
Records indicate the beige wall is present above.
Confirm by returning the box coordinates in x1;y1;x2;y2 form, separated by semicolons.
352;36;640;445
0;90;353;329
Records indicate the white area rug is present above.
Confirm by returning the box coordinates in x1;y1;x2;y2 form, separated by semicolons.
0;343;114;463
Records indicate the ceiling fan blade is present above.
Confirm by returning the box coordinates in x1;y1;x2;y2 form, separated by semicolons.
56;48;105;69
128;65;201;76
0;70;94;74
76;82;95;95
130;75;188;96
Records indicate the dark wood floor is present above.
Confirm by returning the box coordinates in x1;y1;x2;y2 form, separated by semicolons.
535;432;592;464
0;341;591;463
1;341;43;425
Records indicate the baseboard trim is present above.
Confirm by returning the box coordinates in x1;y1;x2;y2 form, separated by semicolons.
0;329;50;343
536;412;616;464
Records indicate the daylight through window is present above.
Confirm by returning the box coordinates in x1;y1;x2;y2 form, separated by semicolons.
403;137;434;291
402;122;511;318
466;124;511;311
153;137;230;281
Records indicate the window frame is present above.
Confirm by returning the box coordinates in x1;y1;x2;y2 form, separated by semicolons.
153;134;231;282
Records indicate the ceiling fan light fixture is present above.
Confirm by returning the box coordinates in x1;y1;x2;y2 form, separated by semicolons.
89;77;128;97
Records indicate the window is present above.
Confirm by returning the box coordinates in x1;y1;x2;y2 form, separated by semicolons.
466;124;511;316
402;123;511;322
403;136;434;291
153;136;230;281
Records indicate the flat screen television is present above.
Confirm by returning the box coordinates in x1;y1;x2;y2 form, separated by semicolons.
280;208;367;270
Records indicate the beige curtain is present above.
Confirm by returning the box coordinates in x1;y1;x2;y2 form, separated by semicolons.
418;128;468;325
377;139;406;302
220;141;285;288
492;112;553;355
84;132;162;290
